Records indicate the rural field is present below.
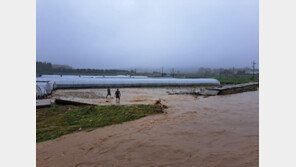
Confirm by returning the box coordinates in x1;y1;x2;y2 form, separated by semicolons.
37;88;259;167
30;0;263;166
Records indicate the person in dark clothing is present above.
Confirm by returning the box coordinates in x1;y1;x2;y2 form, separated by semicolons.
115;89;121;103
106;87;111;98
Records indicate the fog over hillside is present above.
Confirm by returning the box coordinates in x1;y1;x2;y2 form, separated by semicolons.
37;0;259;69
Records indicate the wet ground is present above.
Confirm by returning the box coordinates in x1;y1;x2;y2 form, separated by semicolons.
37;88;259;167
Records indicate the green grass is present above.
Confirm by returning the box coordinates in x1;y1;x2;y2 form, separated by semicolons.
213;75;259;84
37;104;164;142
185;75;259;84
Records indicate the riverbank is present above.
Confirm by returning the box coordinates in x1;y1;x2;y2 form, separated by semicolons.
37;103;164;142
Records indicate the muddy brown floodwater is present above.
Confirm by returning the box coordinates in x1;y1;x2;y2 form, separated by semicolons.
37;88;259;167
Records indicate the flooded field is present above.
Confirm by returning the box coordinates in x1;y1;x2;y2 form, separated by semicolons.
37;88;259;167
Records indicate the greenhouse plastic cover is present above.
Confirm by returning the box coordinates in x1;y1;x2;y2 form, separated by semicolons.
36;75;220;89
36;81;56;98
36;85;46;98
40;75;148;79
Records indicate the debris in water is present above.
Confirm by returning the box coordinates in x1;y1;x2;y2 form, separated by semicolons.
154;99;167;112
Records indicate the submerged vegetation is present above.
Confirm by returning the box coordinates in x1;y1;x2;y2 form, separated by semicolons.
37;104;164;142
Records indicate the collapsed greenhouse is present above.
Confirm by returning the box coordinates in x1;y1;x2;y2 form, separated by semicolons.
36;81;56;98
36;75;220;98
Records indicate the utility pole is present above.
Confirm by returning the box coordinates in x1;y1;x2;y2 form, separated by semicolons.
161;67;164;77
251;61;256;80
232;66;235;76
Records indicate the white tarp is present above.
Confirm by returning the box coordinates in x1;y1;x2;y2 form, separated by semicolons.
36;75;220;89
36;81;56;98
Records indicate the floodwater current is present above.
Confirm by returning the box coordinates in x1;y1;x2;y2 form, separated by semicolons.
37;88;259;167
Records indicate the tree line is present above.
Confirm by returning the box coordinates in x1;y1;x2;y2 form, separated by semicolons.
36;61;130;76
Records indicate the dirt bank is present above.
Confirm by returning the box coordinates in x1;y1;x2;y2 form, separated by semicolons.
37;88;258;167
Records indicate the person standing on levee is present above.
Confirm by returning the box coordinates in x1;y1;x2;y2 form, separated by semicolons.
106;87;111;98
106;87;111;102
115;89;121;104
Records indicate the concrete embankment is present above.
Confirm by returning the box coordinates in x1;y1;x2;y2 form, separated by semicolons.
209;82;259;95
167;82;259;96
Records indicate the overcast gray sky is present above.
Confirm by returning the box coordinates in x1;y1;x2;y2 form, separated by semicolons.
37;0;258;70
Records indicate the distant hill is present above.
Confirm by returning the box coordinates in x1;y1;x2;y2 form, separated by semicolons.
52;64;73;69
36;61;130;76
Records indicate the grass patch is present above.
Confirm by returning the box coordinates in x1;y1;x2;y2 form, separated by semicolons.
37;104;163;142
214;75;259;84
185;75;259;84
